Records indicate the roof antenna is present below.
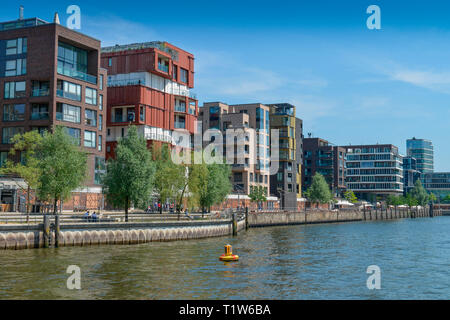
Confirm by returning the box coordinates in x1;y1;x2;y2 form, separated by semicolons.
19;5;24;20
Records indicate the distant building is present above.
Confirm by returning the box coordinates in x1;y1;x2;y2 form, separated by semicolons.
406;138;433;173
303;138;346;197
342;144;403;201
268;103;303;209
402;156;420;195
421;172;450;200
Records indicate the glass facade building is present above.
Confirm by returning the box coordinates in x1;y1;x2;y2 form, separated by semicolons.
406;138;433;173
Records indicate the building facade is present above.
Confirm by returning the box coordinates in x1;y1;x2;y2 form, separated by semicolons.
343;144;403;201
303;137;346;197
421;172;450;200
0;14;107;210
268;103;303;209
100;42;198;159
406;137;433;173
402;156;420;195
199;102;271;199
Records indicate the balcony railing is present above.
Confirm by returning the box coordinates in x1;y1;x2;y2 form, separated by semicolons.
31;89;49;97
174;122;185;129
56;89;81;101
57;65;97;85
30;112;49;120
175;106;186;113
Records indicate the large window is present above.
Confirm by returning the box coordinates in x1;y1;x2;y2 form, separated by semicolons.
57;42;96;84
85;87;97;105
30;104;49;120
57;80;81;101
98;135;102;151
84;130;96;148
56;103;81;123
64;127;81;145
4;81;26;99
180;68;188;83
99;94;103;111
6;38;27;55
85;109;97;127
0;151;8;167
3;104;25;121
5;58;26;76
94;157;106;185
31;81;50;97
2;127;24;144
99;114;103;131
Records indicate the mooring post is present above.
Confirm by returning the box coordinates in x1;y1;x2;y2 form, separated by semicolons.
430;204;434;218
245;207;249;230
43;215;50;248
54;215;60;248
363;205;366;220
232;212;237;236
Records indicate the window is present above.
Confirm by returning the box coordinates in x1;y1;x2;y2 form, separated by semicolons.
85;109;97;126
173;65;178;80
0;152;8;167
140;106;145;122
85;87;97;105
84;130;96;148
57;80;81;101
6;38;27;55
99;94;103;111
31;81;50;97
98;135;102;151
4;81;26;99
56;103;81;123
30;104;49;120
64;127;81;145
31;127;48;136
94;157;106;185
5;58;26;76
3;104;25;121
108;58;112;67
180;68;188;83
99;74;104;91
2;127;24;144
99;114;103;131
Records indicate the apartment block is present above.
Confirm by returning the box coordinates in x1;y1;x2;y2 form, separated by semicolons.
343;144;403;200
403;156;420;195
268;103;303;209
303;137;346;197
199;102;271;199
421;172;450;200
406;137;434;173
100;42;198;158
0;13;107;210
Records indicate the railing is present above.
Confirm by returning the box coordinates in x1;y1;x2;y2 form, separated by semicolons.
56;89;81;101
31;89;49;97
57;65;97;85
158;63;169;73
174;106;186;112
174;122;185;129
30;112;49;120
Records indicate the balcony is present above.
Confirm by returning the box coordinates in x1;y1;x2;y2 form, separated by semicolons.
56;89;81;102
57;65;97;85
174;122;185;129
158;63;169;73
31;89;49;97
30;112;49;120
175;105;186;113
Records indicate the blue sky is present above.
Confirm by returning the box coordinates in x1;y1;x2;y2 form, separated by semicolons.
2;0;450;170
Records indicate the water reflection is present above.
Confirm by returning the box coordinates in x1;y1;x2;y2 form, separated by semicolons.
1;217;450;299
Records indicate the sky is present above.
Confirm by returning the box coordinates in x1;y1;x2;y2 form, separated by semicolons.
2;0;450;170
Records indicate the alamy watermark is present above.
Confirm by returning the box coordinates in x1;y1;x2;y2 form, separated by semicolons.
366;5;381;30
66;265;81;290
366;265;381;290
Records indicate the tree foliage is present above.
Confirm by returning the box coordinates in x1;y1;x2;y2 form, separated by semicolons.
306;173;333;204
344;190;358;204
37;126;87;214
409;179;429;206
102;126;155;221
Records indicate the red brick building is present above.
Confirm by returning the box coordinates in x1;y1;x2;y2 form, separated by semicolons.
100;42;198;159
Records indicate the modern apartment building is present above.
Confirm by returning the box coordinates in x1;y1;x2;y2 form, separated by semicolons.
0;12;107;210
100;42;198;159
268;103;303;209
343;144;403;200
199;102;271;199
421;172;450;200
406;138;433;173
403;156;420;195
303;137;346;197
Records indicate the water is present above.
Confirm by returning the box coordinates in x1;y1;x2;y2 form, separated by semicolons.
1;217;449;299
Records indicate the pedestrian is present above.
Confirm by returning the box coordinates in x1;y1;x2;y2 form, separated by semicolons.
92;211;97;222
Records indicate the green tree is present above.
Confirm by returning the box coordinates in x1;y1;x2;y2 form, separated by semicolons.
405;192;419;207
153;144;186;214
344;190;358;204
0;130;43;222
409;179;429;206
249;185;267;210
306;173;333;204
102;126;155;222
38;126;87;215
441;194;450;203
429;192;437;205
190;162;232;214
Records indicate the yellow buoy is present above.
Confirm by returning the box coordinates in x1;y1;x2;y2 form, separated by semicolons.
219;244;239;261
